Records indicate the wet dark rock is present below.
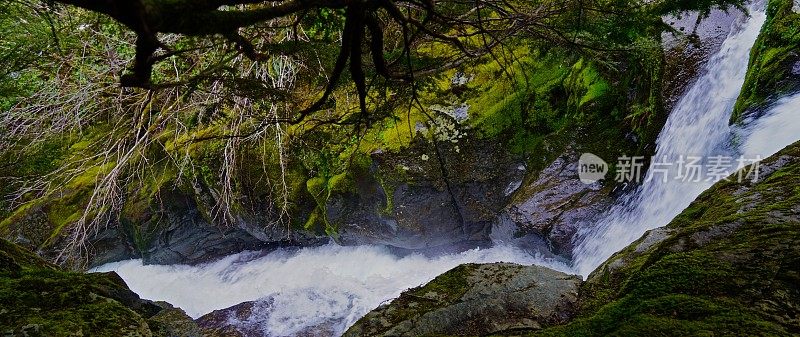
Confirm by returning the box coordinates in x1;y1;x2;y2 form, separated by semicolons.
196;300;261;337
136;209;267;266
88;188;324;268
500;150;614;257
334;135;525;251
662;8;745;111
89;225;139;267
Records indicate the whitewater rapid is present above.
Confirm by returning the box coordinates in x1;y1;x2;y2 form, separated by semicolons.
92;2;800;336
93;244;569;335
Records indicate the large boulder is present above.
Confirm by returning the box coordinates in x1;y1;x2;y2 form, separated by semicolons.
344;263;581;336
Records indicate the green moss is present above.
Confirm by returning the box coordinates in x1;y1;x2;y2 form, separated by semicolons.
327;172;350;193
0;201;41;231
45;203;83;237
376;175;396;215
408;263;473;302
303;209;324;231
469;50;571;143
0;238;163;336
0;238;57;273
304;172;354;235
0;158;118;251
566;59;612;109
370;264;474;326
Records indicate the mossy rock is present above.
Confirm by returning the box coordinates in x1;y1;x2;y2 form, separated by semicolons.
345;263;581;336
0;237;200;336
732;0;800;123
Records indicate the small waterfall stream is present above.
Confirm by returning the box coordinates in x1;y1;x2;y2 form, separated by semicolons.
94;3;800;335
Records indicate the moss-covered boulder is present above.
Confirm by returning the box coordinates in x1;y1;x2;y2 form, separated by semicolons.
732;0;800;123
344;263;581;336
0;237;200;336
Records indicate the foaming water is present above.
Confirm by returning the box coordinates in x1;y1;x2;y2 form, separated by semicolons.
93;244;568;336
738;93;800;157
571;6;768;276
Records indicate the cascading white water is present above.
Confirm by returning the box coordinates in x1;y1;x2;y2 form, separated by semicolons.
92;2;800;335
93;244;569;336
738;93;800;157
571;4;768;276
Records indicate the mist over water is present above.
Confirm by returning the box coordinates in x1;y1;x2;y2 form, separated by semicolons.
93;2;800;335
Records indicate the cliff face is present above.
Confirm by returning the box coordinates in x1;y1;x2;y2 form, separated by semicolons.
2;2;691;268
346;141;800;336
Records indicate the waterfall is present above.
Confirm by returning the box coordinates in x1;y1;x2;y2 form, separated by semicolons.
571;5;768;276
90;2;800;335
737;93;800;157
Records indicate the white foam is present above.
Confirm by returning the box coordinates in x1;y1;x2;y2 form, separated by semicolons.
739;93;800;158
93;244;568;336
